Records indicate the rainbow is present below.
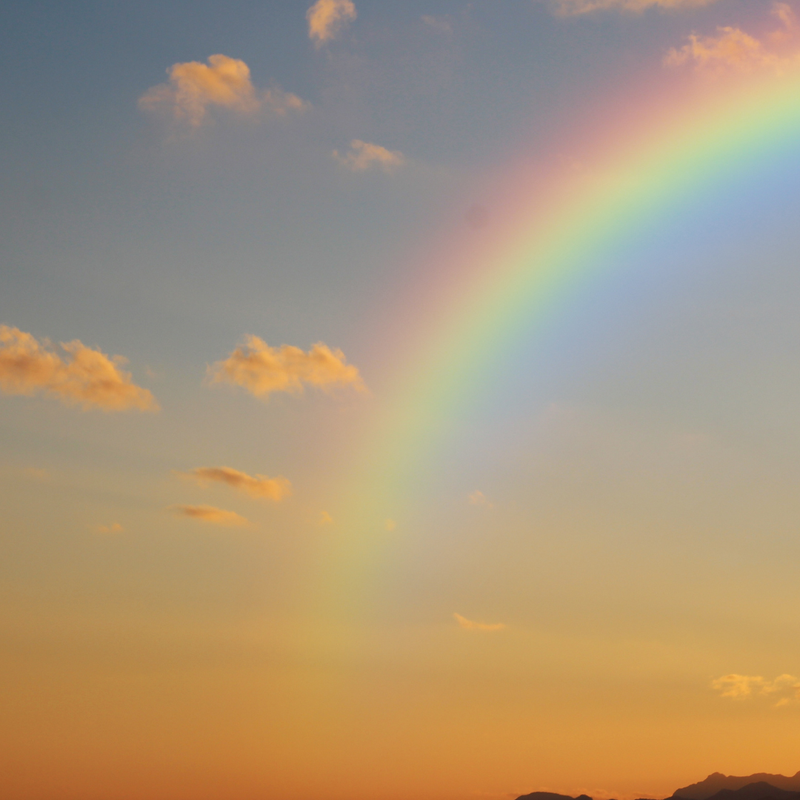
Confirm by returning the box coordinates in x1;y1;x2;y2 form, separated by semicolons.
320;69;800;605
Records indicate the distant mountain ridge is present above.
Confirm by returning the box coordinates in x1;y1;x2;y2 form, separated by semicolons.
515;772;800;800
674;773;800;800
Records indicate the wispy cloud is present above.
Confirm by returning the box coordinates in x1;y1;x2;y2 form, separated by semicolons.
422;15;453;34
385;518;397;531
0;325;157;412
468;490;494;509
208;336;366;400
545;0;719;16
712;673;800;707
454;612;506;632
307;0;357;46
333;140;406;173
319;510;334;525
22;467;48;481
665;3;799;74
139;54;308;128
170;505;249;527
181;466;291;501
96;523;123;534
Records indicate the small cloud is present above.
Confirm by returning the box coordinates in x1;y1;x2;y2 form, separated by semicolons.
468;490;494;509
454;612;506;632
319;511;334;525
307;0;357;46
0;325;157;412
170;505;249;527
422;15;453;34
139;54;308;128
22;467;48;481
95;522;123;534
384;518;396;531
545;0;719;15
333;140;406;173
665;4;800;74
207;336;366;400
712;673;800;707
181;466;291;501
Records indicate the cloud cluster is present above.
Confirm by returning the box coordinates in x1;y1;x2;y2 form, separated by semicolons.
665;3;798;74
139;54;308;127
182;466;291;501
712;673;800;707
546;0;718;16
454;613;506;632
208;336;366;399
171;505;249;527
0;325;157;412
333;140;406;173
307;0;357;45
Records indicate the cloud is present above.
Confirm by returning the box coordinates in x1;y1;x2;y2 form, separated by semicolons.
454;613;506;632
712;673;800;707
665;3;799;74
22;467;48;481
139;54;308;127
170;505;249;527
0;325;157;412
319;511;334;525
208;336;366;400
422;15;453;34
96;523;123;534
181;466;291;501
468;490;494;509
385;518;397;531
545;0;719;16
333;140;406;173
307;0;357;45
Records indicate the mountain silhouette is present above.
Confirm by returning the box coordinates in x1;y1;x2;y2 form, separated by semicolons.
704;783;800;800
674;774;800;800
515;793;593;800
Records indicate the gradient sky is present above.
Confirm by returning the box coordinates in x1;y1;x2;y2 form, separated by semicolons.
3;2;800;799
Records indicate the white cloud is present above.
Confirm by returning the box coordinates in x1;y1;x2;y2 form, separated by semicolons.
307;0;357;45
139;54;308;127
333;140;406;173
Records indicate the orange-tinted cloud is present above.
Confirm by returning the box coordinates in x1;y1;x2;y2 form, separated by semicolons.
454;613;506;632
96;523;123;534
208;336;366;400
333;140;406;173
319;511;334;525
307;0;357;45
665;3;799;74
0;325;157;412
139;54;308;127
712;673;800;707
182;466;291;501
547;0;718;15
384;518;397;531
170;505;249;527
468;490;494;509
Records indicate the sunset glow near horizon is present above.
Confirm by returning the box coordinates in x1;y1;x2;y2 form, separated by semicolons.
3;2;800;799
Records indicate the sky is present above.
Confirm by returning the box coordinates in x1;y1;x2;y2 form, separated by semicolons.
3;1;800;799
